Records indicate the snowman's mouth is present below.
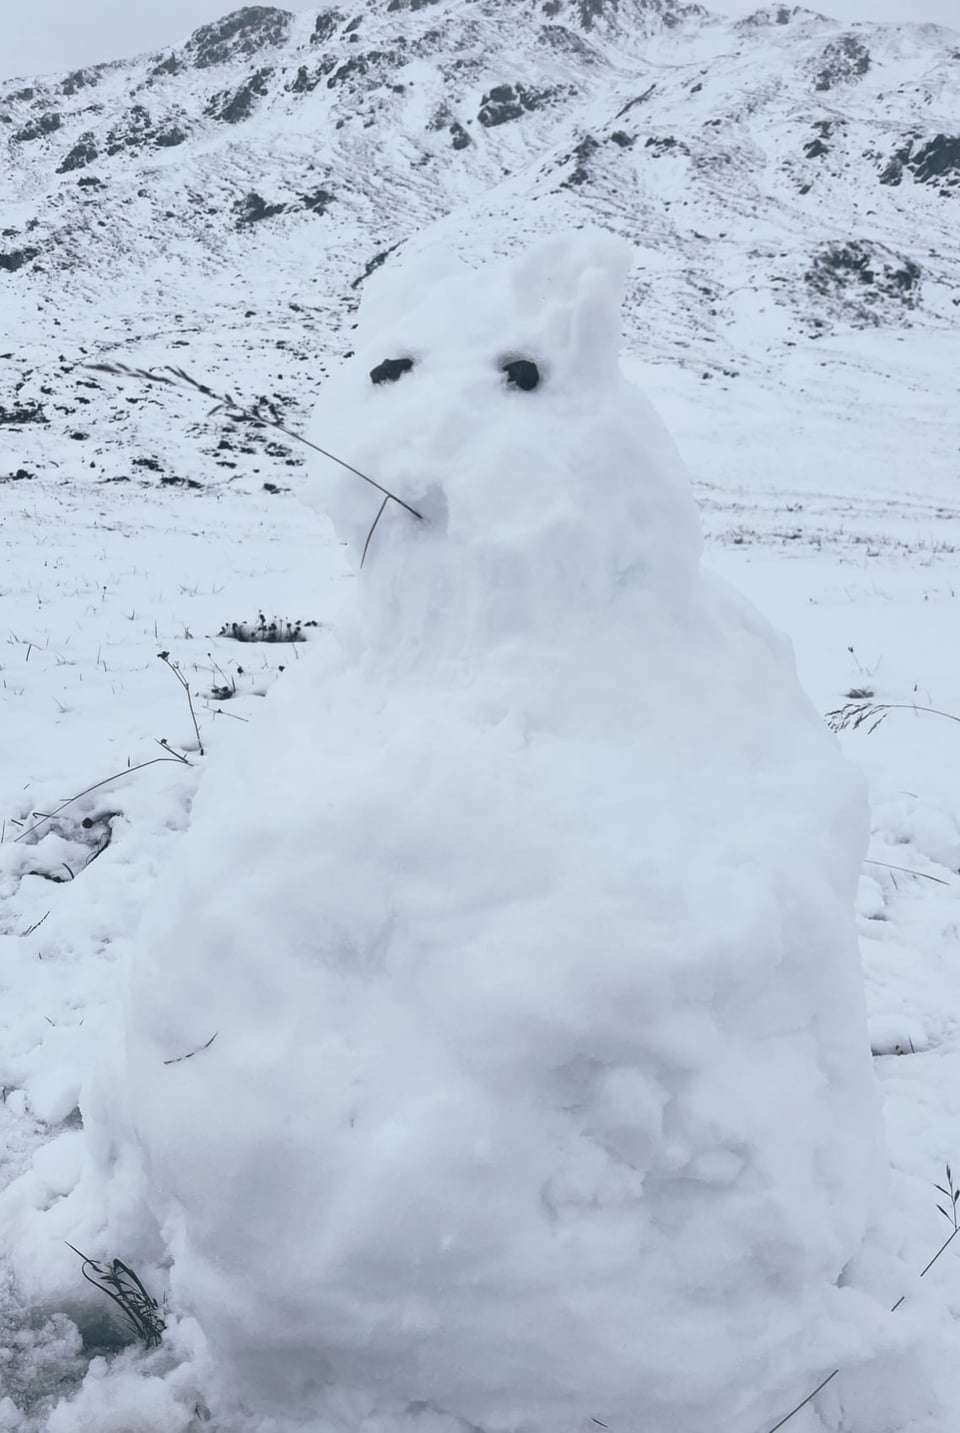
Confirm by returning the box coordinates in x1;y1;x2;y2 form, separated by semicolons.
296;425;423;569
309;435;422;523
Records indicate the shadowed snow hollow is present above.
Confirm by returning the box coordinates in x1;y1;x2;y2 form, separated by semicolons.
118;232;887;1432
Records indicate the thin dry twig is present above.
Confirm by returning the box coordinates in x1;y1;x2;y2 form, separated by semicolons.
204;704;250;722
13;753;191;845
361;495;390;569
827;700;960;735
765;1369;839;1433
163;1032;218;1066
20;910;50;938
83;836;112;871
865;859;950;887
157;651;204;755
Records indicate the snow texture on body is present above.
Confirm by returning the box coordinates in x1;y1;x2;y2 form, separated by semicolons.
118;233;884;1432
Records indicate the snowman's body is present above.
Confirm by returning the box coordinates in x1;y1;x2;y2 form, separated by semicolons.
124;234;882;1432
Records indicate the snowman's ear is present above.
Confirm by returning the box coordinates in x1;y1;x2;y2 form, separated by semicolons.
568;257;629;385
508;231;634;387
508;230;633;318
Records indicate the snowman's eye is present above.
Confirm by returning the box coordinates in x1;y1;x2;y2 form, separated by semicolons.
502;358;541;392
370;357;414;386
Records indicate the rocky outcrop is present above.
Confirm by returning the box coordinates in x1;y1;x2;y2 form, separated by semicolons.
186;7;292;68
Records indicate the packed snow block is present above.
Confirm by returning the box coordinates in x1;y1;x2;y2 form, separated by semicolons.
123;232;884;1432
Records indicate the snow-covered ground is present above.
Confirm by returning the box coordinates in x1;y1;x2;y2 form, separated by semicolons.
1;275;959;1428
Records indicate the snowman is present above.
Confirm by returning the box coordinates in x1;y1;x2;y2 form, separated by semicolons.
122;231;885;1433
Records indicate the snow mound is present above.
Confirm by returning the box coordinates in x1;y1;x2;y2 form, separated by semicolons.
119;232;884;1431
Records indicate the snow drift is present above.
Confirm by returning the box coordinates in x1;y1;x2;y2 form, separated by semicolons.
116;231;884;1431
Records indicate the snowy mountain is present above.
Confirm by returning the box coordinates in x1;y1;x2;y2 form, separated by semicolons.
2;0;959;492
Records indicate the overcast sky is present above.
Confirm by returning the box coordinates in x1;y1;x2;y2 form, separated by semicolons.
2;0;957;83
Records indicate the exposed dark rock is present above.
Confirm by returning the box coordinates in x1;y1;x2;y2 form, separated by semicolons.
740;4;823;23
614;84;656;118
187;7;292;68
57;134;99;172
311;9;343;42
387;0;441;9
575;0;610;28
205;69;272;123
428;105;472;149
150;54;184;78
0;250;40;274
542;0;662;27
609;129;634;146
804;120;832;158
542;0;607;25
478;83;558;127
233;190;287;226
77;176;103;188
879;134;960;189
289;62;335;92
327;50;400;88
61;69;99;96
564;133;599;185
910;134;960;185
808;243;875;287
806;241;921;322
104;104;157;154
299;187;335;214
879;143;910;186
645;134;679;156
890;259;921;291
540;25;601;62
0;400;46;422
351;241;402;289
814;35;870;91
153;126;188;147
2;468;34;481
13;111;62;142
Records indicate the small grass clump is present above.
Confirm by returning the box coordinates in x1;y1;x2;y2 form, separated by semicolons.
218;614;319;643
66;1245;166;1350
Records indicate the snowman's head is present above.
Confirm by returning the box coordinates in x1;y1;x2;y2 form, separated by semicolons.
307;231;702;654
